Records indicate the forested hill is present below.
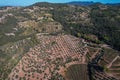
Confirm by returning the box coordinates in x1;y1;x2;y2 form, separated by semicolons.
1;2;120;51
48;2;120;51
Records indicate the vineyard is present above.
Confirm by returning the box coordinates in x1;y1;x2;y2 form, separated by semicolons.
66;64;89;80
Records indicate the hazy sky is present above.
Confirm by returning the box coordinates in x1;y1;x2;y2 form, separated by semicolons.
0;0;120;6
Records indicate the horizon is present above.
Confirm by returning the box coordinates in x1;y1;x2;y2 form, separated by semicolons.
0;0;120;6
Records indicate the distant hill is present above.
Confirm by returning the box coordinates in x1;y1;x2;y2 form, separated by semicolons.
106;3;120;6
66;1;95;6
66;1;120;6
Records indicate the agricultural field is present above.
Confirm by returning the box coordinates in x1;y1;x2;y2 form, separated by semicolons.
65;64;89;80
106;57;120;79
0;35;39;80
8;35;88;80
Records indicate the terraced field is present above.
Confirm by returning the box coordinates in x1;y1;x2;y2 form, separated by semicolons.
0;36;39;80
86;46;101;62
98;49;116;66
108;57;120;79
96;48;120;79
8;35;88;80
92;69;118;80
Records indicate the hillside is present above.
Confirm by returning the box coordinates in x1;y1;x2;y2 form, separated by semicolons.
0;2;120;80
66;1;95;6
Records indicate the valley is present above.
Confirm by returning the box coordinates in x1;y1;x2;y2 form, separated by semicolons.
0;2;120;80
